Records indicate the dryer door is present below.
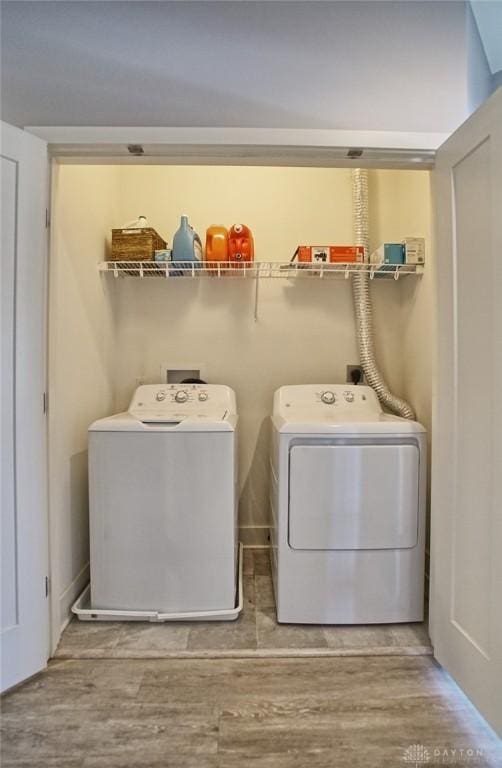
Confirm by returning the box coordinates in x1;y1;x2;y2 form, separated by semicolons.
288;442;419;550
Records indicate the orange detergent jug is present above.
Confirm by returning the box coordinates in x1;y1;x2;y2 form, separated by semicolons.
228;224;254;269
205;226;228;273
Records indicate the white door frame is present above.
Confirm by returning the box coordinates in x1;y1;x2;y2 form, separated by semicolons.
40;125;445;655
27;126;446;169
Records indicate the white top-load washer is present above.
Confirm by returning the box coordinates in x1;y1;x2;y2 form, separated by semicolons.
88;383;238;618
270;384;426;624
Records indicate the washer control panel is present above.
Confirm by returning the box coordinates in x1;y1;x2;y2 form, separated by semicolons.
129;384;235;422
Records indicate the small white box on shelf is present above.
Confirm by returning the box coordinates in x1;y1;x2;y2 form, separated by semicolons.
402;237;425;265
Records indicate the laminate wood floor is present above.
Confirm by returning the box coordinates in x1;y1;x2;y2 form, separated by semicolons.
2;656;501;767
56;550;432;659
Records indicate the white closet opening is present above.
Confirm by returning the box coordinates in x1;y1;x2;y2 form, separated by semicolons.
48;163;433;647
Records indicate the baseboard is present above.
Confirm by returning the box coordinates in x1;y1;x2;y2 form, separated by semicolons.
59;562;90;634
239;526;270;547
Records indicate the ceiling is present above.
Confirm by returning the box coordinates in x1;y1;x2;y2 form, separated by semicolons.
0;1;475;132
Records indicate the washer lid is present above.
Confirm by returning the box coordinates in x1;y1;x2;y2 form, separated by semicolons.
272;384;426;434
89;384;237;432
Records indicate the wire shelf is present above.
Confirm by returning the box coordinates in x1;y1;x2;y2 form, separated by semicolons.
98;260;424;280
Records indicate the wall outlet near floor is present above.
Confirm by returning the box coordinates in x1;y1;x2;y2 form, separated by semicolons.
160;363;207;384
346;365;366;385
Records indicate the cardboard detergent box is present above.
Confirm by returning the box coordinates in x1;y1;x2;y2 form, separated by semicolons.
402;237;425;265
369;243;405;266
297;245;365;263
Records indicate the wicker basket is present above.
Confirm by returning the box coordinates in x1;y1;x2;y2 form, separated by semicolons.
110;227;166;261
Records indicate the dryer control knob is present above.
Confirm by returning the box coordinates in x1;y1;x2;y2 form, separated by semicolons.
344;392;355;403
175;390;188;403
321;391;336;404
198;392;208;402
156;391;166;402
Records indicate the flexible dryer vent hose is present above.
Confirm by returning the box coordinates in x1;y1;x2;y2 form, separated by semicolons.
351;169;415;420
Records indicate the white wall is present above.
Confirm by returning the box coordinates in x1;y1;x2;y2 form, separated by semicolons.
373;169;434;589
112;165;431;541
49;164;119;640
470;1;502;74
467;4;494;113
369;170;433;434
1;1;476;134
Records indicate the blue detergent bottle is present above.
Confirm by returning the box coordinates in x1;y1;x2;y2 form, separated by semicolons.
172;215;202;275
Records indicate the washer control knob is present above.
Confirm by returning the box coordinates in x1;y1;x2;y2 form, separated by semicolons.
175;390;188;403
198;392;208;402
344;392;355;403
321;391;336;404
156;391;166;402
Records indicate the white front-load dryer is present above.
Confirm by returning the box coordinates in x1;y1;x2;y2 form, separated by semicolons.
270;384;426;624
88;384;238;616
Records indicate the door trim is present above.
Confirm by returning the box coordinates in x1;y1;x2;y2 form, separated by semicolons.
1;122;50;692
24;126;447;169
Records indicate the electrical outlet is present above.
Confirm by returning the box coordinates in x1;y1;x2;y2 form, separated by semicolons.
346;365;365;385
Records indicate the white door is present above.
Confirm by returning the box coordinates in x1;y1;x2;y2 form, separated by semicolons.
431;88;502;736
1;122;49;691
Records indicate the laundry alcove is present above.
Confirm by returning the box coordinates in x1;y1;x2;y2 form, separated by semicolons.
48;162;433;655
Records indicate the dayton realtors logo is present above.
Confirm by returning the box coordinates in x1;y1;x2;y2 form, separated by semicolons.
402;744;484;765
403;744;431;766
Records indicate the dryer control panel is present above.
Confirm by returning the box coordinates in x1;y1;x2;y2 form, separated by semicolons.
274;384;382;419
129;384;236;423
